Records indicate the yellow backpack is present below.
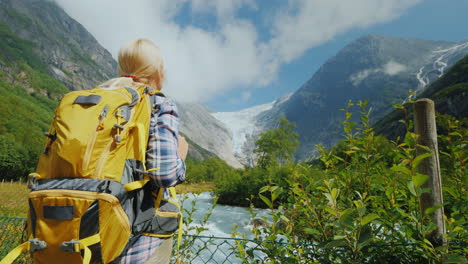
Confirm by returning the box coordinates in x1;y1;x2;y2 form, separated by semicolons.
1;86;181;264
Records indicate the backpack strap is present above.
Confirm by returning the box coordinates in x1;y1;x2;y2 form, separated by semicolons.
0;241;31;264
144;86;165;117
59;233;100;264
0;239;47;264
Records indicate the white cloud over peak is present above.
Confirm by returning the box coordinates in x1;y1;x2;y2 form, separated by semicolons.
55;0;421;103
383;60;407;75
350;60;407;86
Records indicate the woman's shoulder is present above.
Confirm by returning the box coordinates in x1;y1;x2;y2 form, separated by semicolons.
155;95;179;114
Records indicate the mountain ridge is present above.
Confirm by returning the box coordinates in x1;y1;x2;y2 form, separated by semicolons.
214;35;468;162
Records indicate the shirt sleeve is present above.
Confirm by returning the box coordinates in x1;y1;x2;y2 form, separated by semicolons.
145;97;186;187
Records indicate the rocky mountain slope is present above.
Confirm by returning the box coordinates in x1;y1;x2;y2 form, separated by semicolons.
177;102;242;168
0;0;117;91
374;54;468;139
246;35;468;160
0;0;234;179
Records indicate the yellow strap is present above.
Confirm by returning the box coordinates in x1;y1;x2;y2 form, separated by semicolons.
123;175;150;192
0;241;30;264
80;233;101;247
154;187;164;208
140;232;174;238
176;213;183;264
169;187;178;203
81;244;92;264
77;234;100;264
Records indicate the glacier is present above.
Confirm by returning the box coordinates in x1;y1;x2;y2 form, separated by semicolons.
212;102;274;160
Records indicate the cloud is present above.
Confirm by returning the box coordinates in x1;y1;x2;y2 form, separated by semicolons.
383;60;407;75
54;0;421;103
269;0;422;62
350;60;408;85
241;91;252;101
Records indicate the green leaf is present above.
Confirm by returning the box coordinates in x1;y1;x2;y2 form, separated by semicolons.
412;153;433;169
339;209;355;227
361;213;379;226
324;206;337;215
412;173;429;188
331;188;339;200
407;181;417;196
259;193;272;208
391;164;411;175
322;239;347;249
304;228;321;235
358;225;373;246
393;104;404;110
259;185;270;193
353;200;364;209
424;204;443;215
324;193;334;204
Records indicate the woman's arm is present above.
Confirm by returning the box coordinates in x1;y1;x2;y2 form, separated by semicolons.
145;97;186;187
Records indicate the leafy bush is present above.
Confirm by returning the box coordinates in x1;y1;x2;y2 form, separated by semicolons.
233;100;467;263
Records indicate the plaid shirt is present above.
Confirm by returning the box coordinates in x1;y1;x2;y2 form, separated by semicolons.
114;96;185;264
113;236;165;264
146;96;186;187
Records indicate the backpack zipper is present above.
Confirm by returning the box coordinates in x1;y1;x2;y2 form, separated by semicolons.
82;105;109;172
95;106;136;180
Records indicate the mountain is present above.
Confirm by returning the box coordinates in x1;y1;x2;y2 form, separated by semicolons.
374;54;468;139
177;102;242;168
224;35;468;161
0;0;118;179
0;0;232;180
211;93;292;166
0;0;117;91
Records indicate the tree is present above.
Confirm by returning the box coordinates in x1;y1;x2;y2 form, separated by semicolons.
254;116;299;169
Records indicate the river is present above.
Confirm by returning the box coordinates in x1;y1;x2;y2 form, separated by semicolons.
181;192;270;238
179;192;271;263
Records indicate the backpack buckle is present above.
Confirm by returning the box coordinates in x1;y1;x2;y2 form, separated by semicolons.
60;240;80;253
27;173;41;190
29;238;47;252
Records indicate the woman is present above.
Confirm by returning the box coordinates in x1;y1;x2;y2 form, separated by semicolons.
102;39;188;264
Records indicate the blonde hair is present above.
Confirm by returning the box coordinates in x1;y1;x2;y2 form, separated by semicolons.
100;39;165;90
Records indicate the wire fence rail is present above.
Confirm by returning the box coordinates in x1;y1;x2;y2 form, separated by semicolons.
1;217;467;264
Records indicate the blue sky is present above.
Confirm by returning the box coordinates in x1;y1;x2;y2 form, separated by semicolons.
206;0;468;111
57;0;468;112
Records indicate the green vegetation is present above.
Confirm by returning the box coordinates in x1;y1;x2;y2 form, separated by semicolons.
0;22;68;180
231;100;467;263
185;117;300;208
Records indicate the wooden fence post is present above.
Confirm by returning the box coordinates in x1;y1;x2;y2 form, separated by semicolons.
413;98;446;247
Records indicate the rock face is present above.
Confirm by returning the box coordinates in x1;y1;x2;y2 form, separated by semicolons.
0;0;117;91
256;35;468;160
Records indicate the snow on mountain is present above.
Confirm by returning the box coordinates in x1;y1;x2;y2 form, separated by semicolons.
415;41;468;92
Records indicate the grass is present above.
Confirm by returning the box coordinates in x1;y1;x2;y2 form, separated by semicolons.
175;182;215;194
0;181;29;218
